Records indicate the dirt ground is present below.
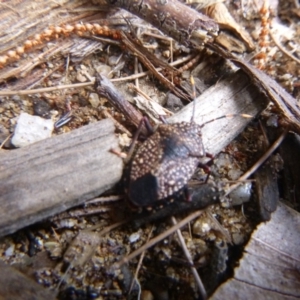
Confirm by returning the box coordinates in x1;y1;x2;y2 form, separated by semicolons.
0;0;299;299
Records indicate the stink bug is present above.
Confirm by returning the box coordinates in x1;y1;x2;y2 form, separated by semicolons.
124;77;251;209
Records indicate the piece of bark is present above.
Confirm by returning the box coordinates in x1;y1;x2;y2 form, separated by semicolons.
95;74;146;134
206;3;255;51
279;133;300;208
0;260;56;300
254;132;280;221
210;202;300;299
101;0;218;44
168;70;269;156
0;118;123;238
254;159;279;221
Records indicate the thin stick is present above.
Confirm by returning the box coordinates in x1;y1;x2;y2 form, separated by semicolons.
270;30;300;65
112;54;194;82
88;219;128;232
224;130;287;197
0;55;194;96
171;216;207;300
0;134;12;149
0;82;94;96
134;56;139;89
0;3;21;16
86;195;123;204
114;210;204;268
128;226;154;296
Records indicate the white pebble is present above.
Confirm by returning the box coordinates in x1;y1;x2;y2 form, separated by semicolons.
5;245;15;257
11;112;54;147
230;182;252;206
128;232;140;243
88;93;100;108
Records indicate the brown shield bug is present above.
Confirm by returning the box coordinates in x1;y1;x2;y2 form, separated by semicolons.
124;77;252;209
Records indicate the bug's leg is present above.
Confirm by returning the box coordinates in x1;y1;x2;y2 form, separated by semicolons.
110;148;127;158
159;115;168;124
205;152;215;166
198;162;211;183
143;116;155;134
125;116;154;163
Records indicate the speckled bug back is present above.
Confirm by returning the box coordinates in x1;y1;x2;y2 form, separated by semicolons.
126;121;205;207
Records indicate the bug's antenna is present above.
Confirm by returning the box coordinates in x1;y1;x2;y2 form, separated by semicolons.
190;76;196;122
200;113;253;128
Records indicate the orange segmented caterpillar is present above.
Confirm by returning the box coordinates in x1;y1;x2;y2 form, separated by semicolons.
0;23;122;68
254;0;272;69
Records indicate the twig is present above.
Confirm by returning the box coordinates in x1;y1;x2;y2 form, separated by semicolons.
0;55;195;96
86;195;123;204
95;74;146;134
142;31;174;64
0;3;21;16
128;226;154;296
113;210;204;268
0;134;12;149
0;82;94;96
112;54;195;82
224;130;288;198
120;31;190;101
270;30;300;65
171;216;207;300
86;35;121;46
89;219;128;232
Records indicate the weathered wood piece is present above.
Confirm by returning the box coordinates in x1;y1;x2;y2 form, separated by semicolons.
211;202;300;299
103;0;218;44
0;260;56;300
95;74;146;134
279;133;300;206
0;119;123;237
168;70;269;155
254;138;279;221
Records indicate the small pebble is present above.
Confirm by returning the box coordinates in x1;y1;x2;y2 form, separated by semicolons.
88;93;100;108
166;93;183;112
5;245;15;257
128;232;140;243
193;216;212;236
11;112;54;147
232;232;245;245
230;182;252;206
95;63;112;78
33;99;51;118
108;55;119;66
76;72;87;82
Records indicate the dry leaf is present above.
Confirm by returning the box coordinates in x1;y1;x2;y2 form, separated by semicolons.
206;3;255;51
